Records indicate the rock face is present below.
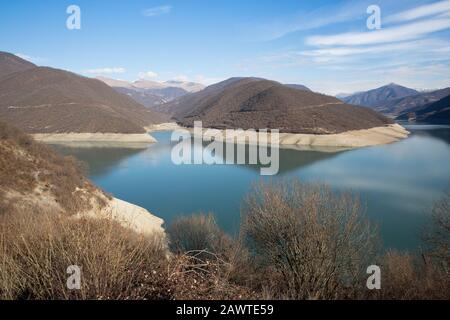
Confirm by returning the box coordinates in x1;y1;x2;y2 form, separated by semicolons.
160;77;393;134
342;83;419;110
0;54;168;134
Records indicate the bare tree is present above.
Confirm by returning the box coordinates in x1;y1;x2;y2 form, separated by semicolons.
241;179;379;299
423;192;450;272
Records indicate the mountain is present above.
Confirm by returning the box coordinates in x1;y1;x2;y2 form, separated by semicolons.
284;84;311;92
97;77;205;108
378;87;450;116
96;76;134;89
396;94;450;124
161;77;392;134
342;84;419;110
0;51;36;79
0;58;167;134
163;80;205;93
335;93;353;99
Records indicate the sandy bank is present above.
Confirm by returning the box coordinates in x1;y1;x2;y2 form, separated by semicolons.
194;124;409;148
32;132;157;146
84;197;165;236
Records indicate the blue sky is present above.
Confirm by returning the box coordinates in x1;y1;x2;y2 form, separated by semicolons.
1;0;450;94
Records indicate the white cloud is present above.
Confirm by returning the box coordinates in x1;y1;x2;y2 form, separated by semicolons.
142;5;172;17
307;18;450;46
138;71;159;79
386;0;450;24
301;38;450;59
85;67;126;74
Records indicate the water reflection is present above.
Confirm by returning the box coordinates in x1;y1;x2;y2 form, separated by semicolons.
50;144;147;177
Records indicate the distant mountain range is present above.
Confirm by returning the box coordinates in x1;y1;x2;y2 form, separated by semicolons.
342;83;419;110
0;52;167;134
341;83;450;123
159;77;392;134
97;76;205;108
397;93;450;124
380;87;450;117
1;50;447;134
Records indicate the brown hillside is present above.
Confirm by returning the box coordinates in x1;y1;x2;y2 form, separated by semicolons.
0;120;107;215
0;66;168;133
166;78;392;134
0;51;36;79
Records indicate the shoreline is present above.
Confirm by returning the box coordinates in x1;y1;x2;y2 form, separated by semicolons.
145;122;410;148
83;196;165;237
189;123;410;148
32;132;157;147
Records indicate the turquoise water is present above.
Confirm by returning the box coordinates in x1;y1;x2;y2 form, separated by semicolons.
52;125;450;252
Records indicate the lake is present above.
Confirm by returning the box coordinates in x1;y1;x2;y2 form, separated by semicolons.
51;124;450;252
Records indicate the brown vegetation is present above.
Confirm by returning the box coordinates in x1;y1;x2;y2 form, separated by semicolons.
168;214;233;257
160;77;393;134
0;210;254;300
241;180;379;299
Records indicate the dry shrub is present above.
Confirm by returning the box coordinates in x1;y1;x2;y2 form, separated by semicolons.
241;179;379;299
167;214;258;298
0;209;168;300
378;250;449;300
168;214;233;258
423;193;450;272
166;250;256;300
0;208;254;300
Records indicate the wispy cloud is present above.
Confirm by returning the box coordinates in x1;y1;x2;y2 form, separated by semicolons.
386;0;450;24
138;71;158;79
142;5;172;17
301;38;450;60
85;67;126;75
307;18;450;46
242;1;369;41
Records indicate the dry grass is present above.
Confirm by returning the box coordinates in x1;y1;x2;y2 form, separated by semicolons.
0;209;253;300
0;210;168;300
374;250;450;300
